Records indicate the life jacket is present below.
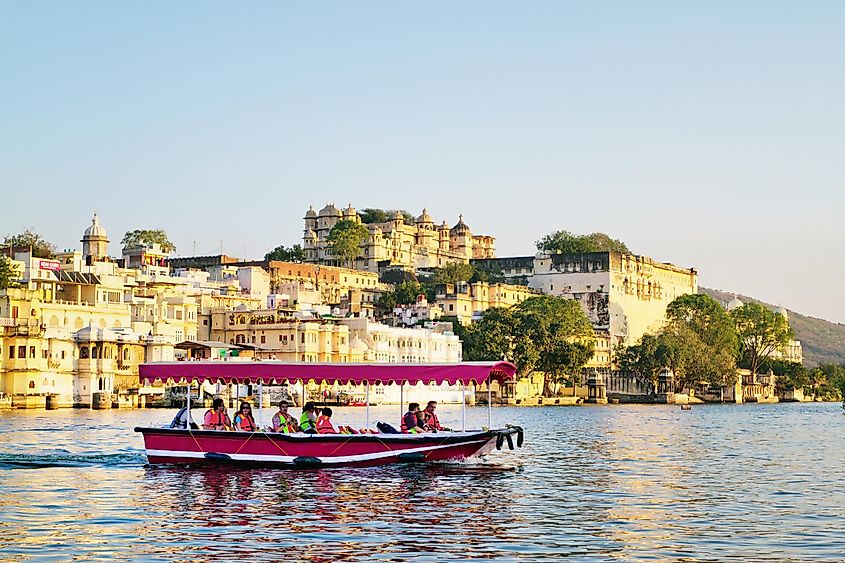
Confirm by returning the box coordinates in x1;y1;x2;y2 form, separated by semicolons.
316;415;337;434
401;412;421;434
235;412;257;432
423;409;441;431
273;412;298;433
204;409;230;429
299;412;316;432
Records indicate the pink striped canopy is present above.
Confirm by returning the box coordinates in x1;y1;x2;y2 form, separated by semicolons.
138;361;517;386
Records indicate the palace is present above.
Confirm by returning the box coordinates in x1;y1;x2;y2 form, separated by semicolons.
530;251;699;349
302;204;495;272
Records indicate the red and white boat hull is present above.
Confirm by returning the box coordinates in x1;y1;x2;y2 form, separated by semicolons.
134;426;523;468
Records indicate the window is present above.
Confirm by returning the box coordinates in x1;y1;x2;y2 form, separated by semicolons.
19;346;26;359
61;351;66;360
260;335;266;344
42;350;48;359
300;333;305;344
9;346;15;359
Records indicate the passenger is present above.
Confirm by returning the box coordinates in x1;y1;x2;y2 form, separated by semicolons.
422;401;447;432
316;407;338;434
203;398;232;431
169;402;199;430
299;402;318;434
233;401;257;432
401;402;426;434
271;400;300;433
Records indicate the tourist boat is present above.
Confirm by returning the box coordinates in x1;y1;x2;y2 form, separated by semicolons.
135;361;524;468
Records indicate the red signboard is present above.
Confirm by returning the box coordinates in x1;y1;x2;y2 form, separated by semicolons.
38;260;61;271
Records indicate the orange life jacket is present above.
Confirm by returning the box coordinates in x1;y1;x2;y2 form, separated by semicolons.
235;412;257;432
204;409;230;429
423;409;441;431
316;415;337;434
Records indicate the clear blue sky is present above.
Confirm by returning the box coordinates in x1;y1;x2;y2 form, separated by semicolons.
2;2;843;323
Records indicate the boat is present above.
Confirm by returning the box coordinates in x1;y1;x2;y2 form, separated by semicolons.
135;361;524;468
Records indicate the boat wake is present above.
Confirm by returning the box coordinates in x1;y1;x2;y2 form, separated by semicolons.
0;450;146;469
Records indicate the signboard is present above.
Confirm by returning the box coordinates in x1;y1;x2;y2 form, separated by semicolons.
38;260;61;271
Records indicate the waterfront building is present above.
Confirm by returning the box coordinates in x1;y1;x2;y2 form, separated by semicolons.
302;204;495;272
435;280;537;325
530;251;698;349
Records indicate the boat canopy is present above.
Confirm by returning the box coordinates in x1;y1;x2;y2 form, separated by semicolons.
138;361;518;386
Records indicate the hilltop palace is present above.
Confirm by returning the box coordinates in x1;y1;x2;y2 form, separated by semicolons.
302;204;495;271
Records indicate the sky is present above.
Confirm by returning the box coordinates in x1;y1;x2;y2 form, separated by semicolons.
1;2;843;323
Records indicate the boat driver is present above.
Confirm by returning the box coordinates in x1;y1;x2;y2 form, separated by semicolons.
203;398;232;431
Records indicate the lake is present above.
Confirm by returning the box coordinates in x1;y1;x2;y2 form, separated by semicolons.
1;402;843;561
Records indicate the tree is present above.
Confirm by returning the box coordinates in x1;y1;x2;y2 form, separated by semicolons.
377;280;433;310
616;334;665;387
326;220;369;267
2;229;56;258
666;294;739;355
359;208;415;225
265;244;305;263
121;229;176;253
432;263;476;285
466;296;595;396
0;255;20;289
536;230;631;254
731;303;794;377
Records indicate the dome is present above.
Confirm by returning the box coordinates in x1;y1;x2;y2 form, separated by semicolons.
416;208;434;224
393;210;405;221
726;296;744;311
349;336;369;354
304;206;317;219
318;203;341;217
343;203;356;217
83;213;109;241
450;214;470;235
775;306;788;320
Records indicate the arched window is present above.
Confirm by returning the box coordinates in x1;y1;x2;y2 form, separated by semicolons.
98;377;104;391
80;347;89;359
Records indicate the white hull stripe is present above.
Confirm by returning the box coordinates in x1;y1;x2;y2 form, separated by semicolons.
146;439;493;464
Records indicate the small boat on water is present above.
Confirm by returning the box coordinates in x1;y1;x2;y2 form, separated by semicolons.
135;361;524;468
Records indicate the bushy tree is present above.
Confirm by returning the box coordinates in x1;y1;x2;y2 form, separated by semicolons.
377;280;433;309
359;208;415;225
122;229;176;253
2;229;56;258
432;263;476;285
326;220;369;267
536;230;631;254
731;303;793;377
265;244;305;263
0;255;20;289
464;296;595;396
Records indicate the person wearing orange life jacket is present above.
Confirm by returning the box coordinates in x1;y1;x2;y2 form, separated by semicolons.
233;401;257;432
401;403;426;434
422;401;448;432
203;398;232;431
271;400;300;433
316;407;338;434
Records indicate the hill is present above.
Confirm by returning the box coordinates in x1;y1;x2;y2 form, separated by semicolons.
700;287;845;367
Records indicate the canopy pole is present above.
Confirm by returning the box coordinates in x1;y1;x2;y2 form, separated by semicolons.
487;376;492;429
257;381;263;429
365;381;370;430
186;380;191;421
461;381;466;432
301;380;306;408
399;382;403;425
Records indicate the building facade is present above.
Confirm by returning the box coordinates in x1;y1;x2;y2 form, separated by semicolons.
530;251;699;349
303;204;495;272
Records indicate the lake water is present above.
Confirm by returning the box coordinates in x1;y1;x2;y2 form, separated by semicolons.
0;402;843;562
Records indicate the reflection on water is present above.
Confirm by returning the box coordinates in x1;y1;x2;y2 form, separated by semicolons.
0;404;844;561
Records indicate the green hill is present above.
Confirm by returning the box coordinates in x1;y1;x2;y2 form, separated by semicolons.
700;287;845;367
